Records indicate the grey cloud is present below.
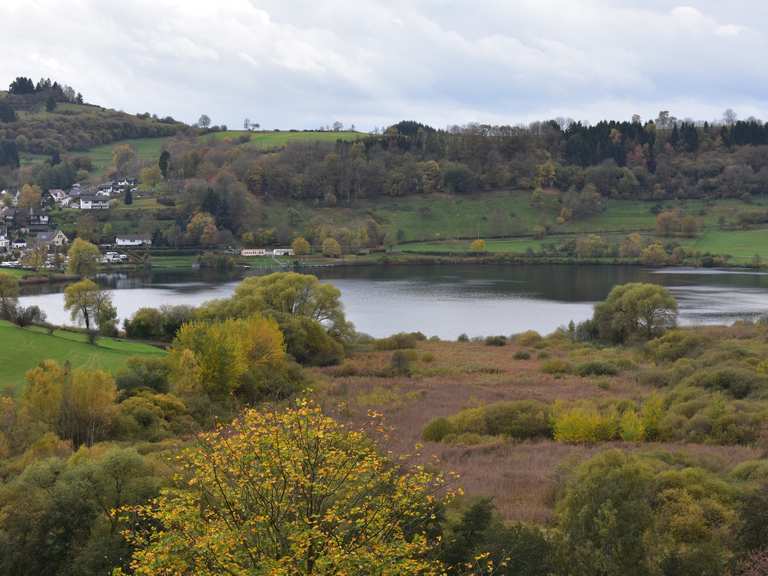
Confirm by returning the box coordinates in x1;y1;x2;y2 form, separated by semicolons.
1;0;767;130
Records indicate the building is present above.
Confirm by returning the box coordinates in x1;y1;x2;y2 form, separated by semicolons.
35;230;68;248
272;248;295;256
79;196;110;210
48;189;68;204
0;229;8;251
115;234;152;247
241;248;268;256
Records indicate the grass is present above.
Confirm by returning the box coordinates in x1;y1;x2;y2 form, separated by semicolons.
678;228;768;263
84;137;172;176
150;255;198;270
200;130;364;149
0;320;165;393
315;331;764;522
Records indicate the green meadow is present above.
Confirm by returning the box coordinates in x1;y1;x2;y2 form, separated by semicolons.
0;320;165;392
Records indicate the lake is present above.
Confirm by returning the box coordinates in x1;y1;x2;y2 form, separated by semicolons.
18;264;768;339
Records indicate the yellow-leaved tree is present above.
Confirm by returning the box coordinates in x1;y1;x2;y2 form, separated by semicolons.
121;401;449;575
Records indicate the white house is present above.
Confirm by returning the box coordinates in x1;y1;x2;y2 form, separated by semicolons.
80;196;110;210
0;232;8;251
115;234;152;247
241;248;268;257
48;189;68;204
272;248;295;257
12;240;27;250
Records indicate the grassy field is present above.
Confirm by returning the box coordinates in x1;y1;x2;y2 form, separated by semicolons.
678;228;768;263
201;130;364;148
85;137;171;176
314;333;761;522
0;320;165;393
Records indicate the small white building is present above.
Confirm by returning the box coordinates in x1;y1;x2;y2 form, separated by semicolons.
0;234;9;251
115;234;152;247
272;248;295;257
241;248;268;257
80;196;110;210
12;240;27;250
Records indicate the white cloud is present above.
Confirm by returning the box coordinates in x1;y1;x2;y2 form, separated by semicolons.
0;0;765;129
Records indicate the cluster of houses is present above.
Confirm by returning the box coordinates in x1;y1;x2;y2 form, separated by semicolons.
0;186;150;267
48;178;137;211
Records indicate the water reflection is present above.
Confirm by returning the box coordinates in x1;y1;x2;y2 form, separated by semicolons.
17;264;768;339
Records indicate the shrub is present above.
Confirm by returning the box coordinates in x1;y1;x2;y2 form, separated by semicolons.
619;408;645;441
575;361;619;377
541;359;572;375
513;350;531;360
116;356;171;393
646;330;707;362
457;333;469;342
553;402;619;443
687;366;767;399
375;332;426;350
421;352;435;363
515;330;542;346
422;417;454;442
484;335;507;346
390;350;412;376
483;401;552;439
537;351;550;360
279;316;345;366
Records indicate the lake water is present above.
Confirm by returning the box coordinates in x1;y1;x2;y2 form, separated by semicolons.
18;264;768;339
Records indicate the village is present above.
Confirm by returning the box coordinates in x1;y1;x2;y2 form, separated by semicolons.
0;178;151;269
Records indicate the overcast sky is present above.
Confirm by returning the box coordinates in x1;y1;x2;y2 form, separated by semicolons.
2;1;767;130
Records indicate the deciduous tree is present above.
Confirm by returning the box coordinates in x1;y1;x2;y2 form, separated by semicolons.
123;402;447;575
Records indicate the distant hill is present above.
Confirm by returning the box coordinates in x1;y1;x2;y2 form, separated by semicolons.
0;89;186;158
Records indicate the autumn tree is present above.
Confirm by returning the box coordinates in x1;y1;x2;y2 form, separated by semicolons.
67;238;101;277
139;165;162;190
123;402;447;575
470;239;486;253
18;183;42;209
169;315;287;401
291;236;311;256
0;272;19;320
186;211;218;246
112;144;137;176
592;283;677;342
322;237;342;258
64;279;116;342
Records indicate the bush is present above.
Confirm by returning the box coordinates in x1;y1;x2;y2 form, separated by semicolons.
421;352;435;363
375;332;426;350
484;335;507;346
646;330;707;362
575;361;619;377
390;350;412;376
457;333;469;342
514;350;531;360
687;366;767;399
422;417;454;442
553;402;619;443
515;330;542;346
423;401;553;442
541;359;572;375
483;401;552;439
619;409;645;441
116;356;170;394
279;316;345;366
